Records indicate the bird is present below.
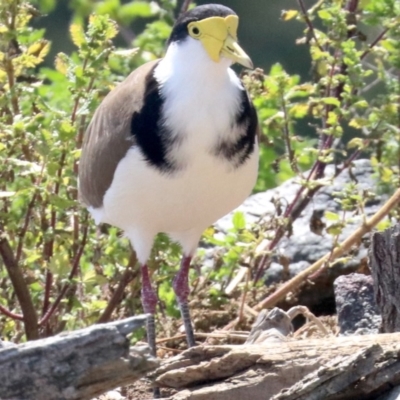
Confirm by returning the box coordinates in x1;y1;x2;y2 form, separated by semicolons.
78;3;260;356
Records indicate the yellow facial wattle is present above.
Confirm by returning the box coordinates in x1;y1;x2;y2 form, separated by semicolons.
187;15;253;69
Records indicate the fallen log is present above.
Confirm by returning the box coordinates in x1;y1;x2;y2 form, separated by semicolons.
153;332;400;400
0;315;159;400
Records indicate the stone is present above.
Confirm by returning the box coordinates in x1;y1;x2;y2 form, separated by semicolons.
334;273;381;335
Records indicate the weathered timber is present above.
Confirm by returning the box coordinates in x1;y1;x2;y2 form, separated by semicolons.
369;223;400;333
0;315;159;400
152;333;400;400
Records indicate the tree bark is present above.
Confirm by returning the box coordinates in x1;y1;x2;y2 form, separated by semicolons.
152;333;400;400
369;223;400;333
0;315;158;400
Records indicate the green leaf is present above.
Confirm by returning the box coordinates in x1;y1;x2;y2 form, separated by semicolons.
55;53;69;75
29;282;43;292
232;211;246;230
82;269;97;284
322;97;341;107
318;9;331;20
327;111;338;125
325;211;340;221
281;10;298;21
95;0;120;15
326;223;344;236
49;253;70;276
59;120;75;140
289;103;309;118
48;194;75;210
347;137;364;149
376;219;391;231
349;118;367;129
70;23;86;48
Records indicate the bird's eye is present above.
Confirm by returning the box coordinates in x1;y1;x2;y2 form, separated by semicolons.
190;26;200;37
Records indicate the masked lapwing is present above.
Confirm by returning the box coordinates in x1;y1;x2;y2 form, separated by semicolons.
79;3;259;355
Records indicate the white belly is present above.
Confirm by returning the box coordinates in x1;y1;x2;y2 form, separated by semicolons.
89;52;259;262
91;144;258;260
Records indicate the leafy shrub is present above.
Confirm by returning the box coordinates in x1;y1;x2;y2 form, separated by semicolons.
0;0;399;341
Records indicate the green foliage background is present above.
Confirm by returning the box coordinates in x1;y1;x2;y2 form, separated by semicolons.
0;0;399;341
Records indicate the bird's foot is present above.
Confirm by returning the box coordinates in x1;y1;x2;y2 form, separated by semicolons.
178;300;196;347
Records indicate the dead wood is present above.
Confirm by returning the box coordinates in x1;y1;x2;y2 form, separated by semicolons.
153;333;400;400
369;223;400;333
0;315;159;400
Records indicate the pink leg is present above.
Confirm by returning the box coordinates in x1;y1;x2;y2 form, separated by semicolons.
173;256;196;347
140;264;158;364
140;264;158;314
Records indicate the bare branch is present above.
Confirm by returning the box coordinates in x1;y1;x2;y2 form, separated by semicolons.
39;219;89;327
0;303;23;321
360;28;389;60
179;0;192;16
0;230;38;339
97;251;139;323
296;0;324;52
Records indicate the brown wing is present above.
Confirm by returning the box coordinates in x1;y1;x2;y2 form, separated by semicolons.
78;59;160;208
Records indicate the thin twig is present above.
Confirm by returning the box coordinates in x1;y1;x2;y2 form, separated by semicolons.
238;269;250;323
15;164;45;264
4;2;20;118
296;0;324;51
15;192;37;264
97;251;138;323
39;220;88;327
0;232;38;339
0;304;23;321
41;270;52;318
281;91;299;174
287;305;330;336
179;0;192;16
360;28;388;60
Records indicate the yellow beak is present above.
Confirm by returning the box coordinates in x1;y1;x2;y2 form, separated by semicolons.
221;34;253;69
187;15;253;69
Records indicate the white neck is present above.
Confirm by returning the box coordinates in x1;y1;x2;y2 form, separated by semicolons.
155;38;233;85
153;37;244;166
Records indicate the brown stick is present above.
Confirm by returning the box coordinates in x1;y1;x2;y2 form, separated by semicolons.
39;222;88;327
179;0;192;16
97;251;139;323
0;233;38;339
0;303;23;320
255;188;400;311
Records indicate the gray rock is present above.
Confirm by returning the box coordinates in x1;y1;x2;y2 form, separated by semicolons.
0;340;16;348
334;273;381;335
213;159;386;310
